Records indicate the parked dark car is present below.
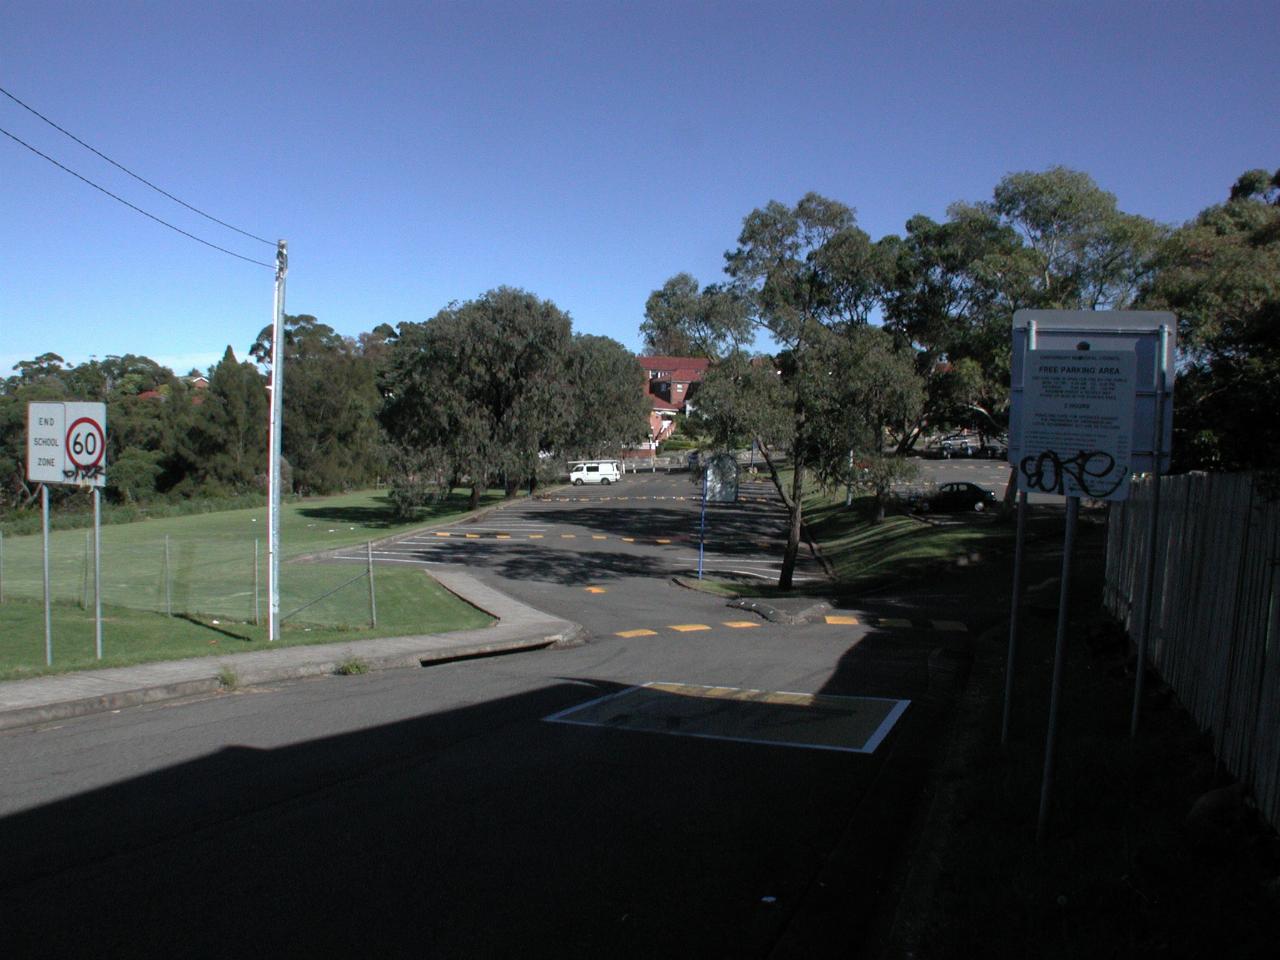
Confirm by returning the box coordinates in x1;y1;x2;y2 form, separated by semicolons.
916;481;998;513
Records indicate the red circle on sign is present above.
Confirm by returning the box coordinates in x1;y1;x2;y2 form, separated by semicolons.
66;417;105;469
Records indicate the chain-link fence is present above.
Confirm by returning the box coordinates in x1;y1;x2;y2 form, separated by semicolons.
0;525;375;628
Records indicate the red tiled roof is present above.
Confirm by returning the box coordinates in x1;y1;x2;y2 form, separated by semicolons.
638;355;710;375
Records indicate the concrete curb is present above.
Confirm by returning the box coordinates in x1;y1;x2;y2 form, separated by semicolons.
0;570;582;733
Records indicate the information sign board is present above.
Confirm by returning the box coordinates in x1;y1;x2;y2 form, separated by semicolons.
704;453;739;503
27;402;66;484
26;401;107;487
1017;350;1135;501
1010;310;1175;475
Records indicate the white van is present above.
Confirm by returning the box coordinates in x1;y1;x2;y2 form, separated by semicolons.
569;460;621;485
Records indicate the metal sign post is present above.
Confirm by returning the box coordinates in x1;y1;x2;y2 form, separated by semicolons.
1003;318;1036;747
698;469;708;580
42;485;51;665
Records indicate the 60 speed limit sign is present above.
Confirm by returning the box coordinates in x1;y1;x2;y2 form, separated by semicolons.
67;415;106;472
27;401;108;487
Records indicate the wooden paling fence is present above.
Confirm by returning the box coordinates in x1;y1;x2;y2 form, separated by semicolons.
1105;472;1280;830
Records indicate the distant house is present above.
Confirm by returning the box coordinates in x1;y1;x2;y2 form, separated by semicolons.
636;356;711;444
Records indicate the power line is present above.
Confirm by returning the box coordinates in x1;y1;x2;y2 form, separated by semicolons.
0;85;275;247
0;124;275;269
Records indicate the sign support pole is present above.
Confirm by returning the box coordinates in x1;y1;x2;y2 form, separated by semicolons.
267;240;288;643
1002;318;1035;746
1131;323;1171;738
42;484;52;666
1038;495;1081;844
93;487;102;659
698;468;707;580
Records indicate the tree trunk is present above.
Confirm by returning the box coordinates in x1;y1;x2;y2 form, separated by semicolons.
469;484;481;511
780;459;805;591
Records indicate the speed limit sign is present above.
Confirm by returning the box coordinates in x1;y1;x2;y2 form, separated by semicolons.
67;416;106;470
63;403;107;486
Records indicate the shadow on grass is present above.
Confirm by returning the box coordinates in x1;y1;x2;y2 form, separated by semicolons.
298;491;514;529
173;613;254;642
297;503;402;528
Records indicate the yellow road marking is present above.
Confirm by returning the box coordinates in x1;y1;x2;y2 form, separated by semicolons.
496;534;511;539
434;532;451;537
561;534;576;539
585;586;607;594
825;615;860;625
528;534;544;539
655;538;671;544
616;629;657;638
670;623;711;632
723;621;761;629
621;537;635;542
592;534;607;540
465;533;480;539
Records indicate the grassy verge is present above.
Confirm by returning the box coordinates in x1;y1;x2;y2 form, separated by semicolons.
0;487;515;680
881;520;1280;958
0;487;509;622
0;566;492;682
804;497;1016;594
696;479;1025;598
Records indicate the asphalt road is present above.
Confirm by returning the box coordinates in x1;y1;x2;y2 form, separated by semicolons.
0;470;1002;958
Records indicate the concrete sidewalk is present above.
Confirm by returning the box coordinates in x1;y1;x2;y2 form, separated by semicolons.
0;570;583;732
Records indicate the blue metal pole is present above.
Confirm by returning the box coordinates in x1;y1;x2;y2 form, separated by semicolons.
698;468;708;580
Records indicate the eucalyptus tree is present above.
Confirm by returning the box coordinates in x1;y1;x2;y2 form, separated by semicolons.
641;273;753;360
882;170;1164;448
379;287;573;511
721;193;901;588
878;209;1029;448
191;347;268;493
251;314;383;494
559;333;651;461
1140;167;1280;472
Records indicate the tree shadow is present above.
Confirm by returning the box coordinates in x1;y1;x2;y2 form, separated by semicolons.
173;612;254;642
1;676;877;957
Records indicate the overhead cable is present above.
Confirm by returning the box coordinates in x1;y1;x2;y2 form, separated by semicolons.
0;85;275;247
0;124;274;269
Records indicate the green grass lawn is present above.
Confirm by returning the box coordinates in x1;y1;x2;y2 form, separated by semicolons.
0;488;508;679
0;566;492;682
697;470;1019;597
804;496;1016;594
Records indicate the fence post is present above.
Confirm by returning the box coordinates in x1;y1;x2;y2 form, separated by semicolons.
367;541;377;628
253;539;261;627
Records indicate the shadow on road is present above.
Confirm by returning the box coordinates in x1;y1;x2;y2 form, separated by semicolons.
2;675;888;958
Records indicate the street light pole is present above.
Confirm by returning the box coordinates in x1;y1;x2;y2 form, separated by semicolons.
267;240;287;642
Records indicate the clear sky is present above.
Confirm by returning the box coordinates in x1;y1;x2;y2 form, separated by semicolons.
2;1;1276;377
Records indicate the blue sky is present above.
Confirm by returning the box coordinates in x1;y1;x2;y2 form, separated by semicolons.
2;1;1276;377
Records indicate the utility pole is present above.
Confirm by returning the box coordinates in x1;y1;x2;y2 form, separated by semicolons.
267;240;287;642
